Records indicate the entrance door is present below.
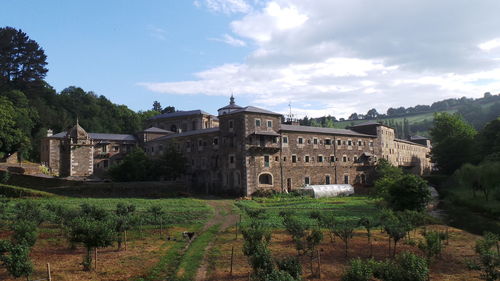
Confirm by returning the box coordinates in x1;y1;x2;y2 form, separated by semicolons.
287;178;292;192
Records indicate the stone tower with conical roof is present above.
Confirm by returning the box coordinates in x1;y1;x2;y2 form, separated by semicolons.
59;120;94;177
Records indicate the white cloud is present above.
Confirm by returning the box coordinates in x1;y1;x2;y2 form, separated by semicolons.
142;0;500;118
210;34;247;47
147;25;167;41
479;38;500;51
195;0;251;14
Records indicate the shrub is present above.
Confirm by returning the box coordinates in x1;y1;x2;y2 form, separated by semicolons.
418;230;443;261
276;256;302;280
341;258;374;281
374;251;429;281
11;220;37;248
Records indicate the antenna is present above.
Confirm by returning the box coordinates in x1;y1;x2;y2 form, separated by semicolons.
286;101;296;123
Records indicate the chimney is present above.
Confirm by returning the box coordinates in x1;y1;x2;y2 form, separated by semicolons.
47;129;53;137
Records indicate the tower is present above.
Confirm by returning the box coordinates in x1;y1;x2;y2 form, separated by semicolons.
60;121;94;177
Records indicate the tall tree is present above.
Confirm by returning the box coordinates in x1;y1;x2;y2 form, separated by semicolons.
161;105;175;114
0;27;48;89
366;108;379;119
430;112;477;174
152;101;162;112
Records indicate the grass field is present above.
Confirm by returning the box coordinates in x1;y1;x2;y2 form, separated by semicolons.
236;195;380;227
0;185;494;281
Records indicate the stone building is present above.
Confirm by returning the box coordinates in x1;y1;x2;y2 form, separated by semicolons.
144;98;432;196
40;122;146;177
41;98;432;194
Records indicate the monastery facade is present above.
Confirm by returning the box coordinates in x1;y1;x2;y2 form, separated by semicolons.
41;97;432;196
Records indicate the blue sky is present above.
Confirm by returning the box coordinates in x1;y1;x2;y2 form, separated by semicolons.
2;0;500;118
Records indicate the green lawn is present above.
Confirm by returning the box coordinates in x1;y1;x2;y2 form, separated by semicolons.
236;195;380;227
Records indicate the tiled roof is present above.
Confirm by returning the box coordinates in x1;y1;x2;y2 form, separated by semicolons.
226;106;282;116
48;131;137;141
280;124;376;137
409;135;429;140
142;127;173;133
348;121;381;127
148;110;214;120
395;138;427;147
150;127;220;142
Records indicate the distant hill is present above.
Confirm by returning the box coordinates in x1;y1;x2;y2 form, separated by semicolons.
299;93;500;139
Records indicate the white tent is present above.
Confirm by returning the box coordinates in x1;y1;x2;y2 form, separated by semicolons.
299;184;355;198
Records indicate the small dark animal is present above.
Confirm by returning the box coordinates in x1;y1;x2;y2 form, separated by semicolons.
182;231;195;240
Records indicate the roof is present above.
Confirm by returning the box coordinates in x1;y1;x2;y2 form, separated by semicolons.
395;138;427;147
280;124;376;137
348;121;382;127
409;135;429;141
218;103;243;111
48;131;137;141
225;106;282;116
142;127;173;133
252;130;280;136
148;110;214;121
150;127;220;142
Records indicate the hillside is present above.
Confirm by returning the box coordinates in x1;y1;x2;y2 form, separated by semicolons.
301;94;500;139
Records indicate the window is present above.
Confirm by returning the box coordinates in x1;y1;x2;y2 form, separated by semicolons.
330;155;335;162
198;140;202;147
282;136;288;144
344;175;349;184
298;137;304;144
337;140;342;145
192;120;197;130
259;173;273;185
102;145;107;153
342;156;347;162
318;155;323;162
325;139;331;145
275;156;279;161
343;140;347;145
325;175;331;185
354;156;358;162
283;156;287;162
307;139;311;144
358;140;362;146
264;155;270;167
292;155;297;163
313;138;318;145
305;177;310;185
213;138;219;145
272;137;277;143
229;155;235;164
229;120;234;129
305;155;310;163
267;120;273;128
348;140;352;146
255;119;261;127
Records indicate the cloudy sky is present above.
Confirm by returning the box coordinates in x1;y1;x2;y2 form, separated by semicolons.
2;0;500;118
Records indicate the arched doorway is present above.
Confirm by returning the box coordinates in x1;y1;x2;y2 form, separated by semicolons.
258;173;273;185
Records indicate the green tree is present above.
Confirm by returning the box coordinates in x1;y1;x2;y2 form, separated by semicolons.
154;144;187;180
108;149;154;181
115;203;135;250
11;220;38;248
430;112;477;174
152;101;162;112
0;242;33;281
386;174;431;212
0;26;48;87
69;217;115;271
475;118;500;163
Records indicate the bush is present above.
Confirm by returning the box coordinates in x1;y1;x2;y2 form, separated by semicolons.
11;220;37;248
374;251;429;281
276;256;302;280
341;258;374;281
387;175;431;212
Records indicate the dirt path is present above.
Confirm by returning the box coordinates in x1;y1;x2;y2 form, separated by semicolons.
195;199;239;281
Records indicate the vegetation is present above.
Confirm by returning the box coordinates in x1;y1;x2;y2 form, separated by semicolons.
430;112;477;175
108;146;186;182
341;252;429;281
474;232;499;281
